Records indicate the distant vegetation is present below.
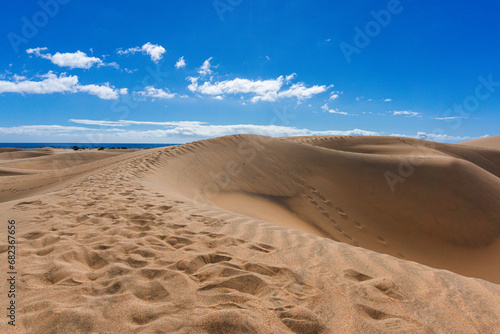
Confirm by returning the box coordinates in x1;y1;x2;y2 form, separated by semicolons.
67;146;132;150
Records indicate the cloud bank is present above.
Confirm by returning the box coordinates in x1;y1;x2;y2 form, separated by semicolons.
187;59;329;103
68;119;379;138
0;72;126;100
0;119;477;143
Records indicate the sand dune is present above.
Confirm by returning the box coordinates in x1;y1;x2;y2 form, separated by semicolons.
460;135;500;150
0;167;40;177
0;150;52;161
145;135;500;282
0;149;146;203
0;136;499;333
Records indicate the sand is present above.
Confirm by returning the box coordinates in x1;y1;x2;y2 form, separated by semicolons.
460;134;500;150
0;136;499;333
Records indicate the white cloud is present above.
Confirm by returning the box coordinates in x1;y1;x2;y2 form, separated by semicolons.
198;57;214;76
4;119;477;144
77;83;123;100
389;110;420;117
330;93;339;101
321;103;351;115
384;98;393;102
27;48;105;69
117;43;166;63
26;47;48;55
278;83;328;101
0;125;100;136
141;43;166;62
329;90;342;101
434;116;466;120
0;72;124;100
66;120;122;127
69;120;204;127
117;46;141;55
50;51;103;69
13;74;27;81
186;59;331;103
107;62;120;69
66;119;379;138
136;86;176;99
188;75;329;103
285;73;296;82
328;109;349;115
188;76;285;103
175;56;186;69
0;71;78;94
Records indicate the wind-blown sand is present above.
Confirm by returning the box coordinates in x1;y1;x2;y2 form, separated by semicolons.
0;135;499;333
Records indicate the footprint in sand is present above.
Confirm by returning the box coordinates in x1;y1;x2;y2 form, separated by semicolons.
343;269;373;282
317;193;327;201
310;200;319;207
342;232;353;241
278;307;326;334
322;200;333;207
320;210;331;220
377;236;387;245
357;304;392;320
336;207;348;219
248;242;275;253
353;221;364;230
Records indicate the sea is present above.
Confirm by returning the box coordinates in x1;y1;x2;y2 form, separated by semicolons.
0;143;178;149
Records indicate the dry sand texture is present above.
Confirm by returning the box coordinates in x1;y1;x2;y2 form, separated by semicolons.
0;135;499;333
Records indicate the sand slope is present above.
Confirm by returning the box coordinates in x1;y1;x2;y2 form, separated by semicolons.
145;135;500;283
460;135;500;150
0;148;145;203
0;136;499;333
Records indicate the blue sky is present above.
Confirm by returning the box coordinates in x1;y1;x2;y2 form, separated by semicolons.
1;0;499;143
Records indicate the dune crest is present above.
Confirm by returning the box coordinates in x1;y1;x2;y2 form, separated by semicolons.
460;135;500;150
145;135;500;282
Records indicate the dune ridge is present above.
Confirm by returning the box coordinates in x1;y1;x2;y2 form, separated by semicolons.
0;135;499;333
460;134;500;150
144;135;500;282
